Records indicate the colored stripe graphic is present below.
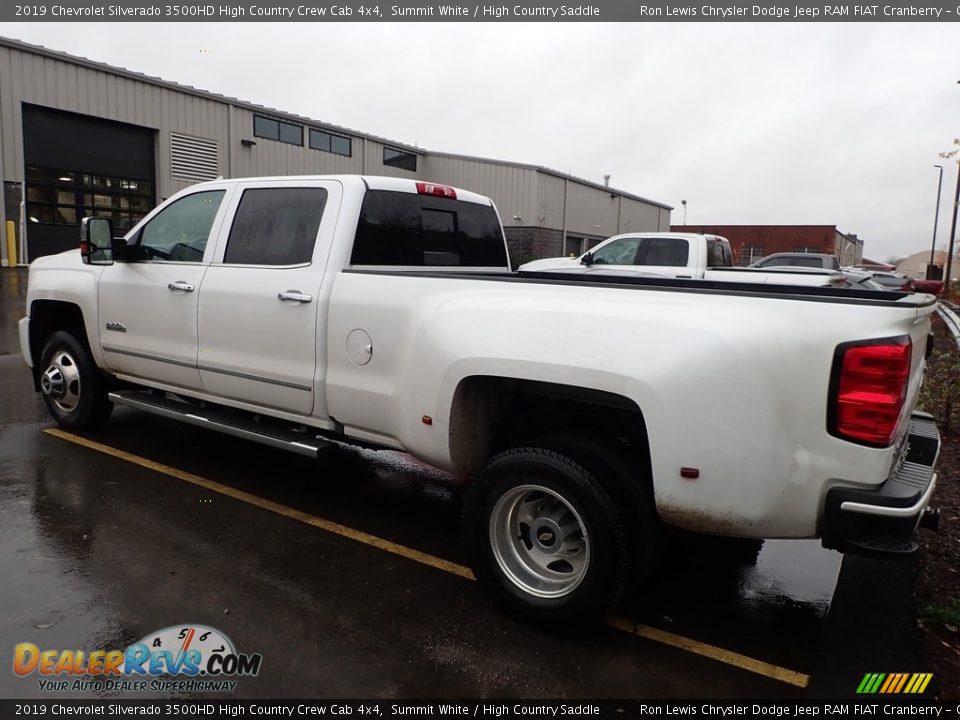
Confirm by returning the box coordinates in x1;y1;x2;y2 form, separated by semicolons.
892;673;909;693
857;672;932;694
868;673;886;693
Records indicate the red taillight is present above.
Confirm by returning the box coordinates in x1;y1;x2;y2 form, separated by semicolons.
416;182;457;199
830;337;911;447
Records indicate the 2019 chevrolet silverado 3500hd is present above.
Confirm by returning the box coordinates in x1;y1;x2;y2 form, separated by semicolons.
20;175;941;627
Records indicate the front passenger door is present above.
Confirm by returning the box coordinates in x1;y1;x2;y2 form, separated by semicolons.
584;237;644;275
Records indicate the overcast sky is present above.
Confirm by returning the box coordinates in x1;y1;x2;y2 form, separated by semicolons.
4;22;959;261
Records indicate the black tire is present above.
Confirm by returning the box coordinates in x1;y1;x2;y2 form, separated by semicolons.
462;447;628;629
528;433;663;597
38;330;113;429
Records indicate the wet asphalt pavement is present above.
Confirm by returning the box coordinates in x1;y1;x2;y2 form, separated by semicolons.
0;267;931;699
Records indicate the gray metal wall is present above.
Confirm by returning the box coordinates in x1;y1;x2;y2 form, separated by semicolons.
0;38;670;264
424;153;671;246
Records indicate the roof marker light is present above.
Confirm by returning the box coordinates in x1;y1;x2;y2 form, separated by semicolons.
416;182;457;199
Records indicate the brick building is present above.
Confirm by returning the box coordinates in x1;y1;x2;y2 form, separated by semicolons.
671;225;863;267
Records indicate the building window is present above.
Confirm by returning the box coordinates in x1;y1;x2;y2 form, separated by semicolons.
741;245;765;265
25;166;154;233
309;129;352;157
792;247;820;253
253;115;303;146
383;147;417;172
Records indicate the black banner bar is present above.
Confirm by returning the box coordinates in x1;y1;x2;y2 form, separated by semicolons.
2;700;959;720
3;0;960;23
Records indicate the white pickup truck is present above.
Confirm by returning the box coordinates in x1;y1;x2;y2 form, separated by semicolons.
19;175;940;627
519;232;851;287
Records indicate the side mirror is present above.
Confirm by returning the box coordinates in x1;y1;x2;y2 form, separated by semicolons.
580;252;594;266
80;217;115;265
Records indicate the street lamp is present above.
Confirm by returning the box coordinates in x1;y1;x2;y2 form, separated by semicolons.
945;163;960;297
939;82;960;297
930;165;944;272
681;199;687;225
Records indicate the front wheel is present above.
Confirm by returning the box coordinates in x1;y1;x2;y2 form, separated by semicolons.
462;447;628;629
39;331;113;429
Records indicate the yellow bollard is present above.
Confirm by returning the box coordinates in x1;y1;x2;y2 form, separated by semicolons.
5;220;16;267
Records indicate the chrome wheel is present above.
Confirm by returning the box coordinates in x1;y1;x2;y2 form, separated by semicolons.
489;484;590;598
41;350;81;413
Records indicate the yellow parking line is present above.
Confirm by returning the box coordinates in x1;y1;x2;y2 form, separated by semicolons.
605;617;809;688
44;428;475;581
45;427;810;689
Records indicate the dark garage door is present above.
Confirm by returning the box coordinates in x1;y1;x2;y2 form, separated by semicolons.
22;104;156;259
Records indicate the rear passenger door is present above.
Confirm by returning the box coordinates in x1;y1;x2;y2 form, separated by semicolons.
632;236;694;277
196;180;340;416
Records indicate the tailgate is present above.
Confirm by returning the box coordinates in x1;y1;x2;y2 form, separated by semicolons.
901;299;937;432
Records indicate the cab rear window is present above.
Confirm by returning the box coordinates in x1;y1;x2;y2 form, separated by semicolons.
707;239;733;267
351;190;508;268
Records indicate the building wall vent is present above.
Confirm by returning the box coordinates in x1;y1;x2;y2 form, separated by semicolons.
170;132;219;182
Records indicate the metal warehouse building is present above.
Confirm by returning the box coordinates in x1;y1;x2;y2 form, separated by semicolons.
0;36;671;267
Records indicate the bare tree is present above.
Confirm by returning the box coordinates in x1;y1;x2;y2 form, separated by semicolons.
529;202;554;259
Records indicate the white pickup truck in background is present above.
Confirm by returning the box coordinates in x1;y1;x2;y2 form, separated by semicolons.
19;175;940;627
519;232;851;287
519;232;735;278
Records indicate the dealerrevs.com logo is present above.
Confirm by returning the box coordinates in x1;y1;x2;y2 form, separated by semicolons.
13;624;262;693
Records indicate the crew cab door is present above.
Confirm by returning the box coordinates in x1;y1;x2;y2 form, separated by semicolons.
196;180;340;417
630;236;695;278
583;236;694;278
97;188;231;389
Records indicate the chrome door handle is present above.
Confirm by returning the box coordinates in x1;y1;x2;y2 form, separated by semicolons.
168;281;195;292
277;290;313;303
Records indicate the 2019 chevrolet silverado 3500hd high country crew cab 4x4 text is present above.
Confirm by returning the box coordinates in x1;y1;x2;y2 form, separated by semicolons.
20;175;940;627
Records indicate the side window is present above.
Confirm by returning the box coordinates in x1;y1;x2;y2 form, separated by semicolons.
591;238;642;265
707;240;732;267
138;190;225;262
350;190;508;268
224;188;327;266
642;237;689;267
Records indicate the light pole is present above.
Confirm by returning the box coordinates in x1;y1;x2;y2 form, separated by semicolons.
939;81;960;296
681;199;687;225
945;162;960;298
930;165;944;271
